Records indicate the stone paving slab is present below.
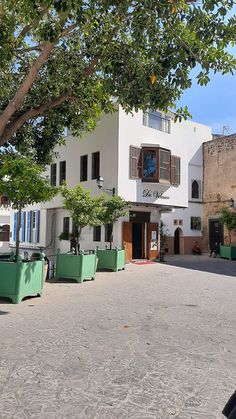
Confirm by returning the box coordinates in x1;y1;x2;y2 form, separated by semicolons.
0;261;236;418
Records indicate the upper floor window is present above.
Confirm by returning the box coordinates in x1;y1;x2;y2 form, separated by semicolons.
50;163;57;186
59;161;66;185
191;180;200;199
143;110;171;134
130;146;180;185
142;147;171;183
80;155;88;182
92;152;100;180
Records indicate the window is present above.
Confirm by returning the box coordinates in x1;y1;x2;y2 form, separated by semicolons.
105;224;113;242
142;147;172;183
130;146;142;179
159;149;171;181
142;148;157;181
191;217;201;230
0;225;10;242
50;163;57;186
92;152;100;180
59;161;66;185
80;155;88;182
63;217;70;239
192;180;200;199
0;195;9;206
129;146;180;185
171;156;180;186
174;220;178;225
93;226;101;242
143;110;171;133
179;219;183;226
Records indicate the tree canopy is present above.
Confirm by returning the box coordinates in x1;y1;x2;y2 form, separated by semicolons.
1;0;236;162
61;184;105;252
0;153;58;255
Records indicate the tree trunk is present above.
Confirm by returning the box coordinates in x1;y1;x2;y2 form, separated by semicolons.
15;208;22;258
77;227;82;255
109;225;113;250
229;230;232;245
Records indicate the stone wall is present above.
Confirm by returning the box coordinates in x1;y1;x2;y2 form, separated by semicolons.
203;134;236;251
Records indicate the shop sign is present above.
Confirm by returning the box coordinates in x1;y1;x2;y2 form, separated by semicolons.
142;189;170;199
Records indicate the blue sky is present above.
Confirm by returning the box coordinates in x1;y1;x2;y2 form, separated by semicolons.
177;5;236;136
177;67;236;135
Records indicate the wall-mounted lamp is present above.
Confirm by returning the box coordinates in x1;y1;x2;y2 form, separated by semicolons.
229;198;235;208
96;176;115;196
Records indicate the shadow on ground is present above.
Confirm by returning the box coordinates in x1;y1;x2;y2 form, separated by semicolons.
164;254;236;277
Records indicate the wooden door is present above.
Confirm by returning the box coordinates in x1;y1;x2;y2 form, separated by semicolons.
123;222;132;262
146;223;158;260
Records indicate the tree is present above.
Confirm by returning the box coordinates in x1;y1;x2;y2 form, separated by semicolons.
61;184;105;254
219;207;236;245
100;195;130;250
0;154;58;257
1;1;236;159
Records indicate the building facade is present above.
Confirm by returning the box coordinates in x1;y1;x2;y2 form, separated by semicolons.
9;107;212;261
202;134;236;252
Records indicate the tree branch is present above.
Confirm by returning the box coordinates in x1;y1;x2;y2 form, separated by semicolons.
0;42;55;139
0;94;78;145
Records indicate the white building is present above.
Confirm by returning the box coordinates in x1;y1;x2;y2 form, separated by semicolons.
9;107;211;262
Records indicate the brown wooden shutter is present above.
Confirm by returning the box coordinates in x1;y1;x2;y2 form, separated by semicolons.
159;148;171;181
171;156;180;185
130;146;142;179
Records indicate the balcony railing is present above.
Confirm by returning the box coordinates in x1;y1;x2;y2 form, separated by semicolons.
143;112;171;134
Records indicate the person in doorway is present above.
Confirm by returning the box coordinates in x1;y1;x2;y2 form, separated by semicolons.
192;241;201;255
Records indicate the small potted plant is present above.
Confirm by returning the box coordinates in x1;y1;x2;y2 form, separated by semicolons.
0;154;57;303
56;184;104;283
97;195;130;271
219;207;236;260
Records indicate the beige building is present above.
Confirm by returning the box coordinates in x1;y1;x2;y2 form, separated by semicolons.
202;134;236;252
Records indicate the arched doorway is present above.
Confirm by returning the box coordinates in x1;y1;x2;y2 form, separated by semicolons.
174;228;183;254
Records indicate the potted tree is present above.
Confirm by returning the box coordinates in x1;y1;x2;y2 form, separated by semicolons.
97;195;130;272
219;207;236;260
56;185;104;283
0;154;57;303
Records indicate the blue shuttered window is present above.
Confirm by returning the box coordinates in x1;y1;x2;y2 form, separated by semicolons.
35;210;40;243
21;212;26;242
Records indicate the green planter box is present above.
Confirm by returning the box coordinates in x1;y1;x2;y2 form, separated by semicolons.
55;252;97;283
220;244;236;260
0;256;44;304
97;248;125;272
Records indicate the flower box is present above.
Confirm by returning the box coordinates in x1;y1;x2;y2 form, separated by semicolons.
0;254;44;304
97;248;125;272
220;245;236;260
55;251;97;283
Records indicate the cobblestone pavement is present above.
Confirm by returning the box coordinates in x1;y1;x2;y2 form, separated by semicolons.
1;260;236;419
